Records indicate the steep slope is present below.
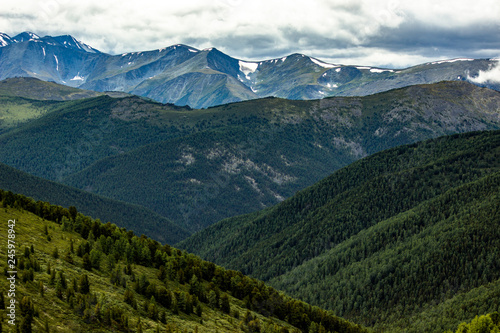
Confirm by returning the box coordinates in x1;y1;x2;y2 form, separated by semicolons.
178;130;500;331
0;190;368;333
127;48;258;108
1;32;498;108
60;82;500;231
0;94;194;181
0;162;188;244
271;170;500;332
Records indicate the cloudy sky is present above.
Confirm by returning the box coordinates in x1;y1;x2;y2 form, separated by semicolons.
1;0;499;68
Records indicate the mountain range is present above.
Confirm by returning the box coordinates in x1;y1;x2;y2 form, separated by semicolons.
1;31;499;108
1;32;500;332
0;79;499;234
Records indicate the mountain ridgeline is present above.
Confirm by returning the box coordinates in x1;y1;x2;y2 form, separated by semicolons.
1;31;499;108
178;130;500;332
0;80;499;234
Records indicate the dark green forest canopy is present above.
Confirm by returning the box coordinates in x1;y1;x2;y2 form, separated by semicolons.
0;162;189;244
179;130;500;331
2;81;498;234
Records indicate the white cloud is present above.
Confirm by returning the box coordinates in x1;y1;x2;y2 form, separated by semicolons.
1;0;499;68
468;59;500;84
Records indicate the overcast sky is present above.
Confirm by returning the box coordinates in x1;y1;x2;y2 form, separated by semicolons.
1;0;499;68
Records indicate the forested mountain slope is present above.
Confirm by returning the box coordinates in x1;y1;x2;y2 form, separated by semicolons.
178;130;500;331
59;82;500;231
1;81;499;233
0;190;368;333
0;162;189;244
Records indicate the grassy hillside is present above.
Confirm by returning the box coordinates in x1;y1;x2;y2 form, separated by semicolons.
0;77;103;101
0;190;367;333
178;130;500;331
0;162;189;244
0;96;60;134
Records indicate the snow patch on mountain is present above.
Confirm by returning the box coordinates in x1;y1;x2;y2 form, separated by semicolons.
239;61;259;79
370;68;395;73
70;74;85;81
430;58;474;65
310;57;338;68
0;33;13;47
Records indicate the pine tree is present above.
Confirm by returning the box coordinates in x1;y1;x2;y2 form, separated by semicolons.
82;253;92;271
137;317;143;333
79;274;90;294
39;281;44;297
51;248;59;259
19;296;34;333
220;293;230;314
195;303;203;317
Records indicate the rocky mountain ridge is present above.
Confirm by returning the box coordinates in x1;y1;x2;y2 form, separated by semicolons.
1;31;498;108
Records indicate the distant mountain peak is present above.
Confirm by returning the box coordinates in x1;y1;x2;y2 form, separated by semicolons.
0;32;101;53
49;34;101;53
12;31;40;42
0;32;13;47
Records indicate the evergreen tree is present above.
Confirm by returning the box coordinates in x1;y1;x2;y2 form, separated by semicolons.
220;293;230;314
79;274;90;294
82;253;92;271
19;296;34;333
44;318;50;332
51;247;59;259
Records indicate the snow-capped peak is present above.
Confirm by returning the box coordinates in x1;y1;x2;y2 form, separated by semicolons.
0;33;14;47
12;31;40;43
51;35;100;53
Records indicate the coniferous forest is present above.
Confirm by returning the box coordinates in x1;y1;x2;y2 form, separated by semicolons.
179;130;500;332
0;77;499;332
0;189;368;332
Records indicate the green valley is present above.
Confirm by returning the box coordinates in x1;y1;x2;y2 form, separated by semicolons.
178;130;500;332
